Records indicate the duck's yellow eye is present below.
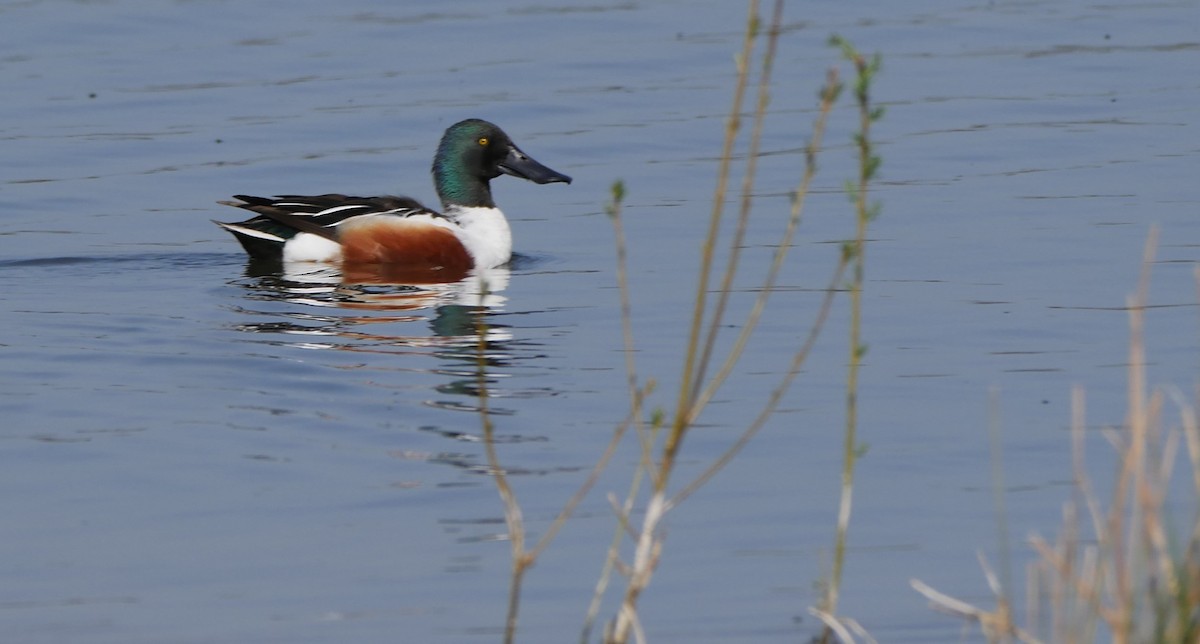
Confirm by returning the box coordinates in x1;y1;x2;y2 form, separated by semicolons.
477;137;489;146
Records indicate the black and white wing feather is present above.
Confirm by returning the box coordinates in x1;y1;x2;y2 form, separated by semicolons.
215;194;443;260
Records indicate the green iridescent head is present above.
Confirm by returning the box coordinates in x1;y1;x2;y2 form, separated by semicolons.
431;119;571;209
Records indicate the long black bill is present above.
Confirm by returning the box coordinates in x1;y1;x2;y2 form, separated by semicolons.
498;145;572;185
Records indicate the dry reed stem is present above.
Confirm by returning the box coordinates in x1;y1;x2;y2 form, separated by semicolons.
475;303;528;644
582;181;653;641
911;578;1041;642
689;64;841;420
581;486;640;644
668;0;760;471
581;425;652;642
606;180;655;448
608;2;766;641
989;387;1016;613
689;0;784;405
473;280;634;642
809;607;880;644
674;65;843;504
672;254;847;505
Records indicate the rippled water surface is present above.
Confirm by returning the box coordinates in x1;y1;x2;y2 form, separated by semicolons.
2;1;1198;642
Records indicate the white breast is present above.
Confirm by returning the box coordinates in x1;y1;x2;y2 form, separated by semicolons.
447;206;513;269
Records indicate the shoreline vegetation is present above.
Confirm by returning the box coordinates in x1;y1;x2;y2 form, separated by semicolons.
915;230;1200;644
470;1;1198;641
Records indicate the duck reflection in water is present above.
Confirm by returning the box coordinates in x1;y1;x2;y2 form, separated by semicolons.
233;257;514;350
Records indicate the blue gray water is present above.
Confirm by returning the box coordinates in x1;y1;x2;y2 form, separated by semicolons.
2;1;1198;641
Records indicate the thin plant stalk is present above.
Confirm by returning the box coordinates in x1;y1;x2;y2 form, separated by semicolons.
823;34;884;630
603;178;660;475
609;17;881;643
988;386;1016;629
689;0;784;406
669;0;759;471
690;64;842;421
607;4;769;641
674;66;847;503
581;181;655;644
474;298;529;644
473;277;635;643
673;255;847;505
606;180;647;428
581;461;647;644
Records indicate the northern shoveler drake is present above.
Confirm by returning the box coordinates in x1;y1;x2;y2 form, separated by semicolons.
215;118;571;273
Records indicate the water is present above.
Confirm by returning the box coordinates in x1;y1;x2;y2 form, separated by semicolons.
2;1;1198;641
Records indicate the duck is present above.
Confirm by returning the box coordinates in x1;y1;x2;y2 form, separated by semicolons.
215;119;571;273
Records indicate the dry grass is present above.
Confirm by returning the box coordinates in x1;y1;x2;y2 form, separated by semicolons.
913;229;1200;643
